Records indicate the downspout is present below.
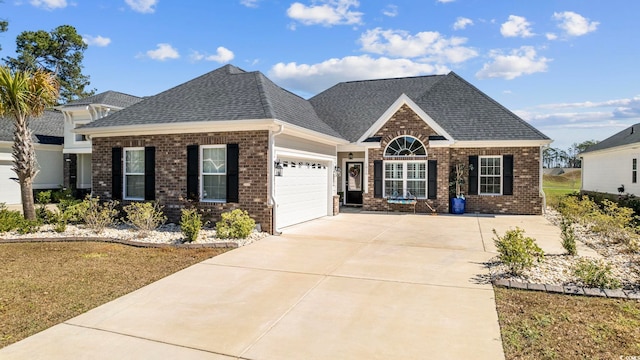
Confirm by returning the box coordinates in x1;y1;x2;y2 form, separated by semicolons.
269;124;284;235
540;145;548;214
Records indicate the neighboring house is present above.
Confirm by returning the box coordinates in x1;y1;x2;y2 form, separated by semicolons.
581;123;640;196
57;91;143;196
77;64;551;234
0;110;64;204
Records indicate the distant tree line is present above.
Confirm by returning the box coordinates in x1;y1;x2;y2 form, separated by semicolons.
543;140;599;168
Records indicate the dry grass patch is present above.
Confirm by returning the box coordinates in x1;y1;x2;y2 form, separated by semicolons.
0;242;227;348
495;287;640;359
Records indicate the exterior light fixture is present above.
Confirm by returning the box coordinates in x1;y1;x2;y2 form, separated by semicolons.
348;152;353;160
274;160;283;177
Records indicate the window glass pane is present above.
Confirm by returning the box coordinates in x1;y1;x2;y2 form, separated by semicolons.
385;163;403;179
480;176;501;194
125;175;144;199
385;180;403;197
125;150;144;173
203;175;226;200
202;148;226;174
407;180;426;198
407;163;426;179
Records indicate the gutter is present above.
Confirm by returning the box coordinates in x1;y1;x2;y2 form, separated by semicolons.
268;124;284;235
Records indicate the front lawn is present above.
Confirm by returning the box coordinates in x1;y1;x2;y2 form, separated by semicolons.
0;242;227;348
495;287;640;359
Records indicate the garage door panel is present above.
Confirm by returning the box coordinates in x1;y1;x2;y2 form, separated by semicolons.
275;159;329;229
0;161;21;205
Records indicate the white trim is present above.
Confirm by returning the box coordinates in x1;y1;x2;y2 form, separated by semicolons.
356;94;455;144
200;145;227;203
123;147;145;201
274;147;336;162
451;140;552;148
63;148;92;154
0;153;11;161
478;155;503;196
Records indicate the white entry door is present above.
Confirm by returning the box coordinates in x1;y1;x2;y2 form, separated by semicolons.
275;159;329;229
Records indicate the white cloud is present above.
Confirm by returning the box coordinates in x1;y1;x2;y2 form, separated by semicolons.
191;46;235;63
29;0;67;10
125;0;158;14
143;43;179;61
500;15;534;38
516;95;640;148
269;55;447;95
476;46;550;80
436;0;455;3
286;0;363;27
453;17;473;30
83;35;111;47
545;33;558;41
382;4;398;17
553;11;599;37
359;28;478;64
240;0;260;7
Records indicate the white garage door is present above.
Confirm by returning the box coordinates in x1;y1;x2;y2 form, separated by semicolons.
0;161;21;205
275;159;329;229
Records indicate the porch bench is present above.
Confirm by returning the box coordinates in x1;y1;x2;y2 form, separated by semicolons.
386;198;417;213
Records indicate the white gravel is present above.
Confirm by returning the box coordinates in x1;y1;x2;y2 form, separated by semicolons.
0;222;269;247
489;207;640;290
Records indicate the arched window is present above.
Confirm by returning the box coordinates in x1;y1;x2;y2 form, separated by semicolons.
385;136;426;157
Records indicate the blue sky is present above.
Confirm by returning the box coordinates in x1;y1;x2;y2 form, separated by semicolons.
2;0;639;150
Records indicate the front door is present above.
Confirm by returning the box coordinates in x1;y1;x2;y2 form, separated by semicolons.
345;162;363;205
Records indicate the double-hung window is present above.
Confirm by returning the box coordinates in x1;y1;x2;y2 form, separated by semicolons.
201;145;226;202
124;147;145;200
479;156;502;195
384;161;427;198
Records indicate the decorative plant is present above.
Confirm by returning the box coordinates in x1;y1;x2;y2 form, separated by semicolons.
449;162;473;199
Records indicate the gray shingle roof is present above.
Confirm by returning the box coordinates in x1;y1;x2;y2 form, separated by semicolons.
80;65;342;138
581;123;640;154
310;72;549;142
0;110;64;144
79;64;548;143
64;91;143;108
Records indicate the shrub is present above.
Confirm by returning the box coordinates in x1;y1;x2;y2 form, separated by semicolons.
493;227;545;276
0;204;24;233
51;187;74;203
81;197;119;234
573;258;621;289
61;200;88;224
560;219;577;256
36;190;52;205
180;208;202;243
16;219;41;234
215;209;255;239
123;202;167;235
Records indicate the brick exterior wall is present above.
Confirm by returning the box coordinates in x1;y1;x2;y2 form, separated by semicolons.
361;104;543;215
451;147;543;215
92;131;273;233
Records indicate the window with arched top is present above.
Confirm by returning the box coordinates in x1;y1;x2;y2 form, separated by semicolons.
384;136;426;157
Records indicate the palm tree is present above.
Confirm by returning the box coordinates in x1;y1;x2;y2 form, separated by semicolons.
0;67;59;220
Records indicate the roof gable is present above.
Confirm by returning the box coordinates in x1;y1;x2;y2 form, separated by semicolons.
356;94;453;143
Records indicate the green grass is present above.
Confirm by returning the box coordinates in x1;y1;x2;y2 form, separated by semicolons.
543;170;581;207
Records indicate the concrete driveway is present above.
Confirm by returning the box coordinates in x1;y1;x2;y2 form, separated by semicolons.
1;212;571;359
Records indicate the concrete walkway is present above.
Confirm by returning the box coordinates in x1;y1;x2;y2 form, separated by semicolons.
1;212;573;359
